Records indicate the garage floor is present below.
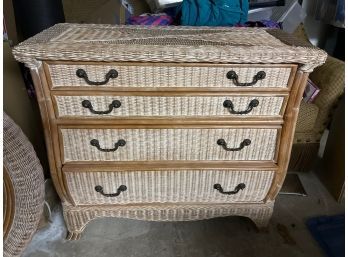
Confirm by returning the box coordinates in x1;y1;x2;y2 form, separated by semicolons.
22;171;344;257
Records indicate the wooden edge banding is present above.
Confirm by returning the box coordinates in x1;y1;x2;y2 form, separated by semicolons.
62;161;279;172
57;124;283;129
3;166;15;240
63;201;275;210
31;66;72;203
50;91;290;97
54;118;285;126
287;65;298;91
273;129;282;164
43;62;54;90
266;71;309;201
50;87;292;93
62;172;77;206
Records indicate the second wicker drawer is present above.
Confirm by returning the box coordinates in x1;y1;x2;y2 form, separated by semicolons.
60;128;279;163
53;94;286;118
64;169;275;205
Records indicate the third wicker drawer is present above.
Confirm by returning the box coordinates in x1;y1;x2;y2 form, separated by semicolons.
60;127;280;163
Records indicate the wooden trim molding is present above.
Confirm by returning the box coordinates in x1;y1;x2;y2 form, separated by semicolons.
266;71;310;201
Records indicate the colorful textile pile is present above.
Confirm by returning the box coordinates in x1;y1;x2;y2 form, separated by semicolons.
127;13;174;25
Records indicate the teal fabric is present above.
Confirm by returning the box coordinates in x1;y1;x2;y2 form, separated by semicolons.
179;0;248;26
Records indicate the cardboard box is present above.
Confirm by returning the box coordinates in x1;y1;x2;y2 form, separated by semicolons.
62;0;150;24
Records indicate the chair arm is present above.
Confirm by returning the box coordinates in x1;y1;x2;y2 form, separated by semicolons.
309;55;344;134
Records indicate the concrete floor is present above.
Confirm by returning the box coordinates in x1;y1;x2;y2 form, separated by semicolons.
22;171;344;257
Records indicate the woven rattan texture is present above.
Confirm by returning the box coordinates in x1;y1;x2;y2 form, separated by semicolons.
3;113;45;257
61;128;278;162
55;95;284;118
310;56;345;133
48;64;292;88
62;201;274;233
12;24;327;71
65;170;274;205
296;102;319;132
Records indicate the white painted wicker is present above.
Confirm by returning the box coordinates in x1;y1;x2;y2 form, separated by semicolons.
65;169;275;205
61;128;278;162
54;95;285;118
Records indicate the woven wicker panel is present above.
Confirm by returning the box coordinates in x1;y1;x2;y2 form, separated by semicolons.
296;102;319;133
55;95;285;118
61;128;278;162
65;169;274;205
63;201;274;232
48;64;292;88
50;25;284;46
12;24;327;72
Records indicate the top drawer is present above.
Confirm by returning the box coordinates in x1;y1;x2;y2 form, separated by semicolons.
44;62;296;90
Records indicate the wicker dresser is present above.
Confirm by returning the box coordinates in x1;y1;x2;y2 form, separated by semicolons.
12;24;326;240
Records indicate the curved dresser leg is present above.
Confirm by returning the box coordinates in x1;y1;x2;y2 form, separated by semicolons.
62;203;92;240
66;231;82;240
246;204;273;232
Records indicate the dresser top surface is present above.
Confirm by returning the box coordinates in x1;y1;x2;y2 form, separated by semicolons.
12;23;327;71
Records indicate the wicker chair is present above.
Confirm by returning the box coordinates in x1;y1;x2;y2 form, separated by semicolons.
288;26;345;171
3;112;45;257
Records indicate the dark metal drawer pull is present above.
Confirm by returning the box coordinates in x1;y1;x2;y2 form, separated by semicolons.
226;70;266;87
82;100;121;114
90;139;126;152
95;185;127;197
214;183;246;195
217;138;251;151
223;99;259;114
76;69;118;85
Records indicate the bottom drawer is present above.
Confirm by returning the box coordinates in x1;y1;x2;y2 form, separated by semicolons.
64;169;275;205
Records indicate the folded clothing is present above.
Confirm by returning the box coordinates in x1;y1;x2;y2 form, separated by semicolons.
127;13;174;25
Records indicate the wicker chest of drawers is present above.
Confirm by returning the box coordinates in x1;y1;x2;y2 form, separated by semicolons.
13;24;326;240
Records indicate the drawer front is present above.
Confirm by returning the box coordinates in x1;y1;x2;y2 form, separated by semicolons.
46;63;293;89
61;128;278;162
64;169;275;205
54;95;285;118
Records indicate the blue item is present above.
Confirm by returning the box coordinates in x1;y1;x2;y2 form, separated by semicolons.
306;215;344;257
178;0;248;26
